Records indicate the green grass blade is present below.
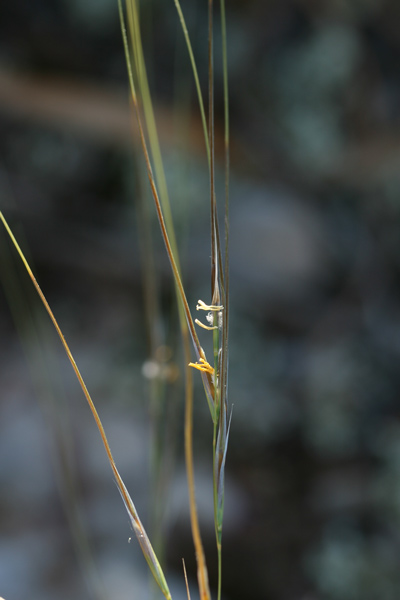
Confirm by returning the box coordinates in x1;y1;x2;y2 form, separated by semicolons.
126;0;179;262
119;0;216;416
220;0;230;415
118;4;213;598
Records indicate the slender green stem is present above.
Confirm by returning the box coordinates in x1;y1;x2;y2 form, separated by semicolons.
0;232;105;600
119;0;197;352
212;419;218;553
217;544;222;600
127;0;179;264
208;0;218;306
212;415;222;600
173;0;210;164
220;0;230;415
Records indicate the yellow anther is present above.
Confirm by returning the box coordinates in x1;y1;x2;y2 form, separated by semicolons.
188;357;215;375
195;318;218;331
196;299;224;312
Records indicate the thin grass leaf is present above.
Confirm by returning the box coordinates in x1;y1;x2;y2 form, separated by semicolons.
0;211;173;600
119;0;217;421
118;5;212;599
126;0;178;261
173;0;210;164
125;0;213;410
0;229;105;600
114;472;171;598
208;0;219;309
220;0;230;421
182;559;192;600
125;0;221;426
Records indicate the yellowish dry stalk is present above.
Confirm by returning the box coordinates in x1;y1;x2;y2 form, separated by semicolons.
0;211;172;600
183;332;211;600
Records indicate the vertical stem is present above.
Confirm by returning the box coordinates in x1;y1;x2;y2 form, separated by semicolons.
208;0;218;304
220;0;230;415
183;329;211;600
212;417;222;600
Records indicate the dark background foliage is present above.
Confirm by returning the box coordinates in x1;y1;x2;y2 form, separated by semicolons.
1;1;400;599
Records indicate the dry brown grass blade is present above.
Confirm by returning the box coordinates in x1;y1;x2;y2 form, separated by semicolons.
183;332;211;600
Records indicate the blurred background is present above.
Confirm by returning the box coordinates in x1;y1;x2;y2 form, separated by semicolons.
1;0;400;599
